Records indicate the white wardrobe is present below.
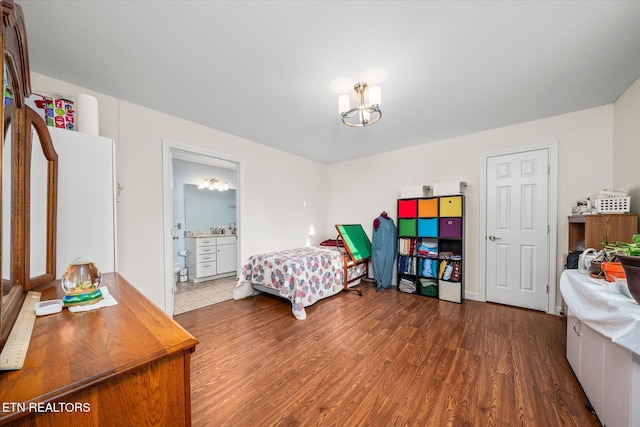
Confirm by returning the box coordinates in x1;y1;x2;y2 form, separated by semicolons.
46;127;117;278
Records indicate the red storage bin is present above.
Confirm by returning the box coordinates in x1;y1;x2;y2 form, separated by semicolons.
398;199;417;218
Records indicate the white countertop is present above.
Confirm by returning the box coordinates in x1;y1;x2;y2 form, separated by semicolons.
560;269;640;355
185;232;237;238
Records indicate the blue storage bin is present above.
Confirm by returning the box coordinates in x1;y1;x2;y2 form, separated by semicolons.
417;218;438;237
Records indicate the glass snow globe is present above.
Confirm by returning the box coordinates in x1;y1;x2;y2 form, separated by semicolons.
61;257;102;305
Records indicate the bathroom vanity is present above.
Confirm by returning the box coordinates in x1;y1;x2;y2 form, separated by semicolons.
185;235;237;282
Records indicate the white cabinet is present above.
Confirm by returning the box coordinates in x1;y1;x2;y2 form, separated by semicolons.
579;323;605;418
602;338;634;427
562;270;640;427
565;311;639;427
185;235;237;282
185;237;216;282
216;236;237;274
566;313;581;377
50;127;116;276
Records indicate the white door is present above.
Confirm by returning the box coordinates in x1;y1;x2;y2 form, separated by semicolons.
485;148;549;311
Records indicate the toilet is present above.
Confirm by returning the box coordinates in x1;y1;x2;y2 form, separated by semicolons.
173;263;181;289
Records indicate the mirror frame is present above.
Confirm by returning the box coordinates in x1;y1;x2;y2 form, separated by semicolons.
1;1;57;350
4;105;58;289
25;105;57;288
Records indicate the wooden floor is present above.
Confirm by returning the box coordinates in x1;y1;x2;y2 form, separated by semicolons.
175;281;600;427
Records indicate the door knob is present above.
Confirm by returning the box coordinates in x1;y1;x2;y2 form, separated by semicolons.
488;235;502;241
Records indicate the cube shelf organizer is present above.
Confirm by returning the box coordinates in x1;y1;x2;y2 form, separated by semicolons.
397;195;464;303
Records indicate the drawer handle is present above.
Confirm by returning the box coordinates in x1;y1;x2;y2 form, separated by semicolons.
573;320;581;337
448;220;453;225
202;264;212;268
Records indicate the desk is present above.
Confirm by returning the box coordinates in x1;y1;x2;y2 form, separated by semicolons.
0;273;198;426
560;270;640;427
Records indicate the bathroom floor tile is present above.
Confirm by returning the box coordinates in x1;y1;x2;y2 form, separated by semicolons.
173;276;236;315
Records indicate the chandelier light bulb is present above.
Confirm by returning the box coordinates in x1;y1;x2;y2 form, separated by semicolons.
338;94;350;114
369;85;381;106
338;82;382;127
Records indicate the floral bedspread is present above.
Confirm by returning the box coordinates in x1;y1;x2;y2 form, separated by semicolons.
233;246;365;320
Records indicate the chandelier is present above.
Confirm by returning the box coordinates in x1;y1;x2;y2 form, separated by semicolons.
338;82;382;127
198;178;229;191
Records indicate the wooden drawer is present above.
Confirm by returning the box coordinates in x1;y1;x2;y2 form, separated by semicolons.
196;261;216;277
197;253;216;263
217;235;237;245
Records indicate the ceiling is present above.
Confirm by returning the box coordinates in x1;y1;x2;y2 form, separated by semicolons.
18;1;640;164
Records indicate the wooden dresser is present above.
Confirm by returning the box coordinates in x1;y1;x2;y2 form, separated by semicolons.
568;213;638;251
0;273;198;426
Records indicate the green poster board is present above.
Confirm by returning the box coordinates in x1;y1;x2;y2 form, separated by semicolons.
335;224;371;261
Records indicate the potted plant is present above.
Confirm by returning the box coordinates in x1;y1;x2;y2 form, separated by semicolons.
613;234;640;303
589;242;626;277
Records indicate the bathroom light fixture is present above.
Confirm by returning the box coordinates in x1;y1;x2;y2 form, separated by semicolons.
338;82;382;127
198;178;229;191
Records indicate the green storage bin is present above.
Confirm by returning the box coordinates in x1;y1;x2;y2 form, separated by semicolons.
419;278;438;297
398;218;417;236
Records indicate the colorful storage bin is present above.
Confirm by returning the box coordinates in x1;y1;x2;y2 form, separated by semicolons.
418;198;438;217
439;196;462;217
417;218;438;237
439;280;462;303
398;199;417;218
398;218;417;236
439;218;462;238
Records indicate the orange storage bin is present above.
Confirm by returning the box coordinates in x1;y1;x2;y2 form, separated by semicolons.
601;262;626;282
418;198;438;217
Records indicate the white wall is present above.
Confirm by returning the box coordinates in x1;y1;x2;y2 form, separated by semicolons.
31;72;327;311
326;105;615;302
33;70;635;311
613;78;640;218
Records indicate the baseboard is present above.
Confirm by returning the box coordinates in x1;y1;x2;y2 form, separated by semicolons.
464;290;482;301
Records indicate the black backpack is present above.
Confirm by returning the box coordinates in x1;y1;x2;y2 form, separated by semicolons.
566;251;582;269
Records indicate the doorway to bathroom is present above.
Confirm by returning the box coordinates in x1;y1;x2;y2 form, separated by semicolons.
161;140;240;316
